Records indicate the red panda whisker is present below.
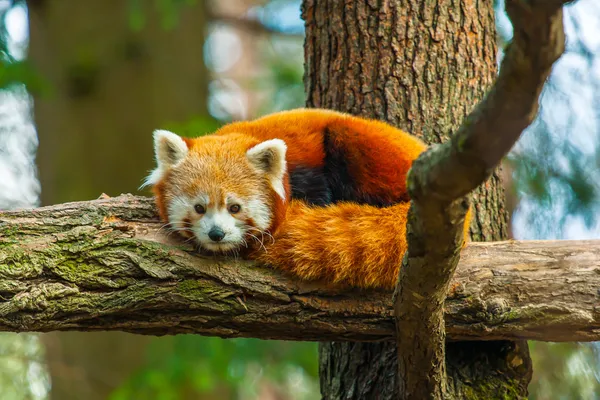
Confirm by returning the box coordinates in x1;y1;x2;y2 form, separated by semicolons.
245;231;263;246
156;221;192;237
224;247;240;260
182;235;197;244
155;221;197;243
156;223;176;236
247;227;275;245
260;229;275;245
246;231;267;253
243;225;270;250
158;227;180;239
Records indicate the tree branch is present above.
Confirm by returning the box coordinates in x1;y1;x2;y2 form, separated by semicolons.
0;195;599;342
394;1;576;398
207;10;304;38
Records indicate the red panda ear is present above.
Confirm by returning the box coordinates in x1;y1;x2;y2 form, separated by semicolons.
141;130;188;188
154;129;188;168
246;139;287;200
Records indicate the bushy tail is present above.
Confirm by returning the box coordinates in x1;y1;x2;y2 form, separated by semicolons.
256;200;471;289
256;200;408;289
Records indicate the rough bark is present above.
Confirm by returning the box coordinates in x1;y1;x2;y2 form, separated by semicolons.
1;194;599;343
394;1;570;398
302;0;531;398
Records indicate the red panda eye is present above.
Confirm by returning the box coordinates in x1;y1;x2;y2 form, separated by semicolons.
194;204;205;214
229;204;241;214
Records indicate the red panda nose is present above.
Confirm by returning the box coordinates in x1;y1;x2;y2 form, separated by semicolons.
208;227;226;242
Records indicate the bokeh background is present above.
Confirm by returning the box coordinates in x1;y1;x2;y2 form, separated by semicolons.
0;0;599;399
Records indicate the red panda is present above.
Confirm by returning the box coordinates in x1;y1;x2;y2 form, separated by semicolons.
144;108;471;289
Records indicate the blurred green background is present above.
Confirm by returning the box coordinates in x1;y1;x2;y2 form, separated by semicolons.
0;0;598;399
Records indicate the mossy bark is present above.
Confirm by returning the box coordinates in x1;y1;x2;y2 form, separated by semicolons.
1;195;599;341
302;0;531;398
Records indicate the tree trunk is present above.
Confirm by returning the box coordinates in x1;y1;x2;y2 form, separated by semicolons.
27;1;209;399
302;1;532;398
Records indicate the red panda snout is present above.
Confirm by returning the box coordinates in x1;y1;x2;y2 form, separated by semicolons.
208;226;226;242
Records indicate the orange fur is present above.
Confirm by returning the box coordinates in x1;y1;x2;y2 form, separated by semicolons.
151;108;471;289
253;201;471;290
256;200;411;289
215;109;427;204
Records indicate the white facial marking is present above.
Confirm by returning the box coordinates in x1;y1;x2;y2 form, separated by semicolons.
196;209;244;252
246;195;271;230
167;196;193;230
166;190;274;253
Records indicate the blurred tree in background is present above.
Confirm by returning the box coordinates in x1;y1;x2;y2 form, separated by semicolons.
0;0;599;399
28;1;210;399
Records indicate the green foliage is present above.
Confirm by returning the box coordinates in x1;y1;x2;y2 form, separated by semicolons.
529;342;600;400
0;60;50;94
0;2;48;93
127;0;199;31
110;336;318;400
507;124;600;238
256;49;305;114
162;115;223;138
0;333;49;400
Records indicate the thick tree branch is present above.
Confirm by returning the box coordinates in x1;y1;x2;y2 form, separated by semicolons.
394;1;576;399
0;195;599;342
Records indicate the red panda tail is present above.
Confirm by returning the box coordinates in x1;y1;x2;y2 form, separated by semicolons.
256;200;471;289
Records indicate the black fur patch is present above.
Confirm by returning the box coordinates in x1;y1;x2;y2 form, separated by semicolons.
289;166;332;206
322;127;356;202
322;127;395;207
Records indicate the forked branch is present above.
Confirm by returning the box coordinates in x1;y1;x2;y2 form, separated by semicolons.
394;1;577;398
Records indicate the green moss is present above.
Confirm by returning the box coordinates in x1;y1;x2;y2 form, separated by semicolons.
177;280;206;294
456;131;469;152
0;247;44;279
475;304;565;328
177;280;233;299
50;259;130;289
461;378;524;400
0;222;20;239
176;280;241;311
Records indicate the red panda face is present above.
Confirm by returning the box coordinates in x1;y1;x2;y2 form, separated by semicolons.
165;181;272;253
143;130;288;254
